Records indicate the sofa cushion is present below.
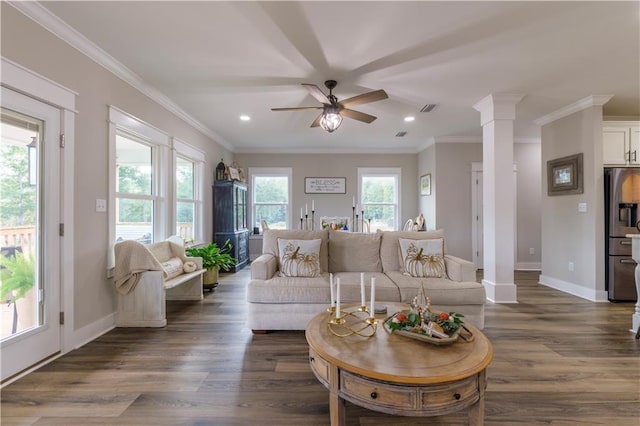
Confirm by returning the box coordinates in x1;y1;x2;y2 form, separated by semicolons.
380;229;445;273
385;271;485;306
328;231;382;273
262;229;329;272
247;272;400;305
399;238;445;278
147;241;173;263
277;238;321;277
331;272;400;304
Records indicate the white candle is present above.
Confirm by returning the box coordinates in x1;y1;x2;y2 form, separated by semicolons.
360;272;365;307
305;204;308;215
312;199;315;211
356;204;359;213
352;196;355;207
300;207;303;218
336;278;341;319
330;273;335;307
369;277;376;315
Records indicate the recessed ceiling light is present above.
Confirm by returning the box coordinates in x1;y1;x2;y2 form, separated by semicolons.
404;116;415;122
240;115;251;121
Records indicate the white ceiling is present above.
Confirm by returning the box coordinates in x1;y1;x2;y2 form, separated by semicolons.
38;1;640;153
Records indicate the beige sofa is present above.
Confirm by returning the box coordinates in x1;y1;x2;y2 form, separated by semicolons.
247;229;486;332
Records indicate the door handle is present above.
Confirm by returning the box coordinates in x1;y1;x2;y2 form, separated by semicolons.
620;259;637;264
633;150;637;162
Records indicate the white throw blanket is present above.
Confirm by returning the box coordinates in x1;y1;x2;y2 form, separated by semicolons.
114;240;163;295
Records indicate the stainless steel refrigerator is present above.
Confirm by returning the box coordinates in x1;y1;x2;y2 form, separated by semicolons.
604;167;640;301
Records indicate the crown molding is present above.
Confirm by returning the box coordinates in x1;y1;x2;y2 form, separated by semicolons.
534;94;614;126
233;146;421;155
8;1;234;152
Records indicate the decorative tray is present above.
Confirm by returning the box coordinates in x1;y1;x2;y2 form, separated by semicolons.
383;310;472;346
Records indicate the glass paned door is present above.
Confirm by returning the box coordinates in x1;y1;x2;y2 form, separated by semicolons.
1;87;61;382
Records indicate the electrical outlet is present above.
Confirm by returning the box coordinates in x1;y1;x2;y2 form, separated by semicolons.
568;261;574;271
529;247;535;255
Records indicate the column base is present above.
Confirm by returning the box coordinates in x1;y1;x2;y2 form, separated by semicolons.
482;279;518;303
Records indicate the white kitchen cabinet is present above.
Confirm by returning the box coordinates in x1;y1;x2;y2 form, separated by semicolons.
603;122;640;165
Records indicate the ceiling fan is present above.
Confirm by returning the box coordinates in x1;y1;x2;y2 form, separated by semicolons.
271;80;388;132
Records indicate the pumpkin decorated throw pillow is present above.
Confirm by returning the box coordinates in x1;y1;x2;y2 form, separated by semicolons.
277;238;321;277
398;238;446;278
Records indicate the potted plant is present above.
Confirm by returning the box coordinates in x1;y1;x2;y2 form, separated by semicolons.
185;240;236;289
0;251;35;334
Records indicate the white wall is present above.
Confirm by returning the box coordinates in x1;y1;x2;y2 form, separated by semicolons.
418;144;436;231
2;4;232;333
539;107;606;301
418;142;542;265
234;153;419;229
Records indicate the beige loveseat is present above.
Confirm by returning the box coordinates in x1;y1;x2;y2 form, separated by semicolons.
247;229;486;333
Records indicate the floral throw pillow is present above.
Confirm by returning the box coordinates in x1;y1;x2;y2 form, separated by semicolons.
398;238;445;278
277;238;321;277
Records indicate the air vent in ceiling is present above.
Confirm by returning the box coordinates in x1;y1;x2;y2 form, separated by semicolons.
395;131;407;137
420;104;437;113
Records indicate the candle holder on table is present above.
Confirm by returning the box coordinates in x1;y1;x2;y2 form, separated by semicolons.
327;305;377;338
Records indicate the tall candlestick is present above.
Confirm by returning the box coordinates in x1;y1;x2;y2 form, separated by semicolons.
360;272;365;307
369;277;376;315
330;273;335;307
336;278;341;319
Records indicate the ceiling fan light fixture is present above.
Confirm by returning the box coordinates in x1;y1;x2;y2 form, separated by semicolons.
320;105;342;133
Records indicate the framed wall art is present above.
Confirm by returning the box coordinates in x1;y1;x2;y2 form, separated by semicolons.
305;177;346;194
547;153;583;196
420;173;431;196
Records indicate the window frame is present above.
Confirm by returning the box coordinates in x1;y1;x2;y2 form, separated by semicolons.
249;167;293;230
172;137;204;243
357;167;402;231
108;106;170;253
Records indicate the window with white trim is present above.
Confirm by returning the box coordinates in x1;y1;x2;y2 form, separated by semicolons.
109;106;169;245
173;138;204;243
358;167;401;231
249;167;292;230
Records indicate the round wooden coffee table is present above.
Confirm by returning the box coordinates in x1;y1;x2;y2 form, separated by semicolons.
305;303;493;426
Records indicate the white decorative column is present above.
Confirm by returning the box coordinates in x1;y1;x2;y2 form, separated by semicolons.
626;234;640;334
473;94;524;303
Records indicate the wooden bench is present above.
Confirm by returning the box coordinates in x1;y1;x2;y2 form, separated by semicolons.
115;236;205;327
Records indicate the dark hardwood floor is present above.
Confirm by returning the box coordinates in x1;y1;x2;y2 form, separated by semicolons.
2;270;639;425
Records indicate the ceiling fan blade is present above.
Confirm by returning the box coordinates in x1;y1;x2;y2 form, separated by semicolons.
339;89;388;108
341;108;377;124
271;106;323;111
310;113;323;128
302;83;330;104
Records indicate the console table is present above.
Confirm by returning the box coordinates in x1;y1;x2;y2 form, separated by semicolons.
305;303;494;425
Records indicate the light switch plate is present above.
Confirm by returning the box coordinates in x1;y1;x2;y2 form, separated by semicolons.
578;202;587;213
96;199;107;212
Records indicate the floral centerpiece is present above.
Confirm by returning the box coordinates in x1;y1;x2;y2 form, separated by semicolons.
384;284;470;345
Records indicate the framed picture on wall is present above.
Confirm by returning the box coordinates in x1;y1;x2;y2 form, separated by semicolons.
547;153;583;196
420;173;431;196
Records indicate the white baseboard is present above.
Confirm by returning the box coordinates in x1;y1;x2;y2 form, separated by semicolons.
482;279;518;303
538;275;608;302
515;262;541;271
68;312;116;351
